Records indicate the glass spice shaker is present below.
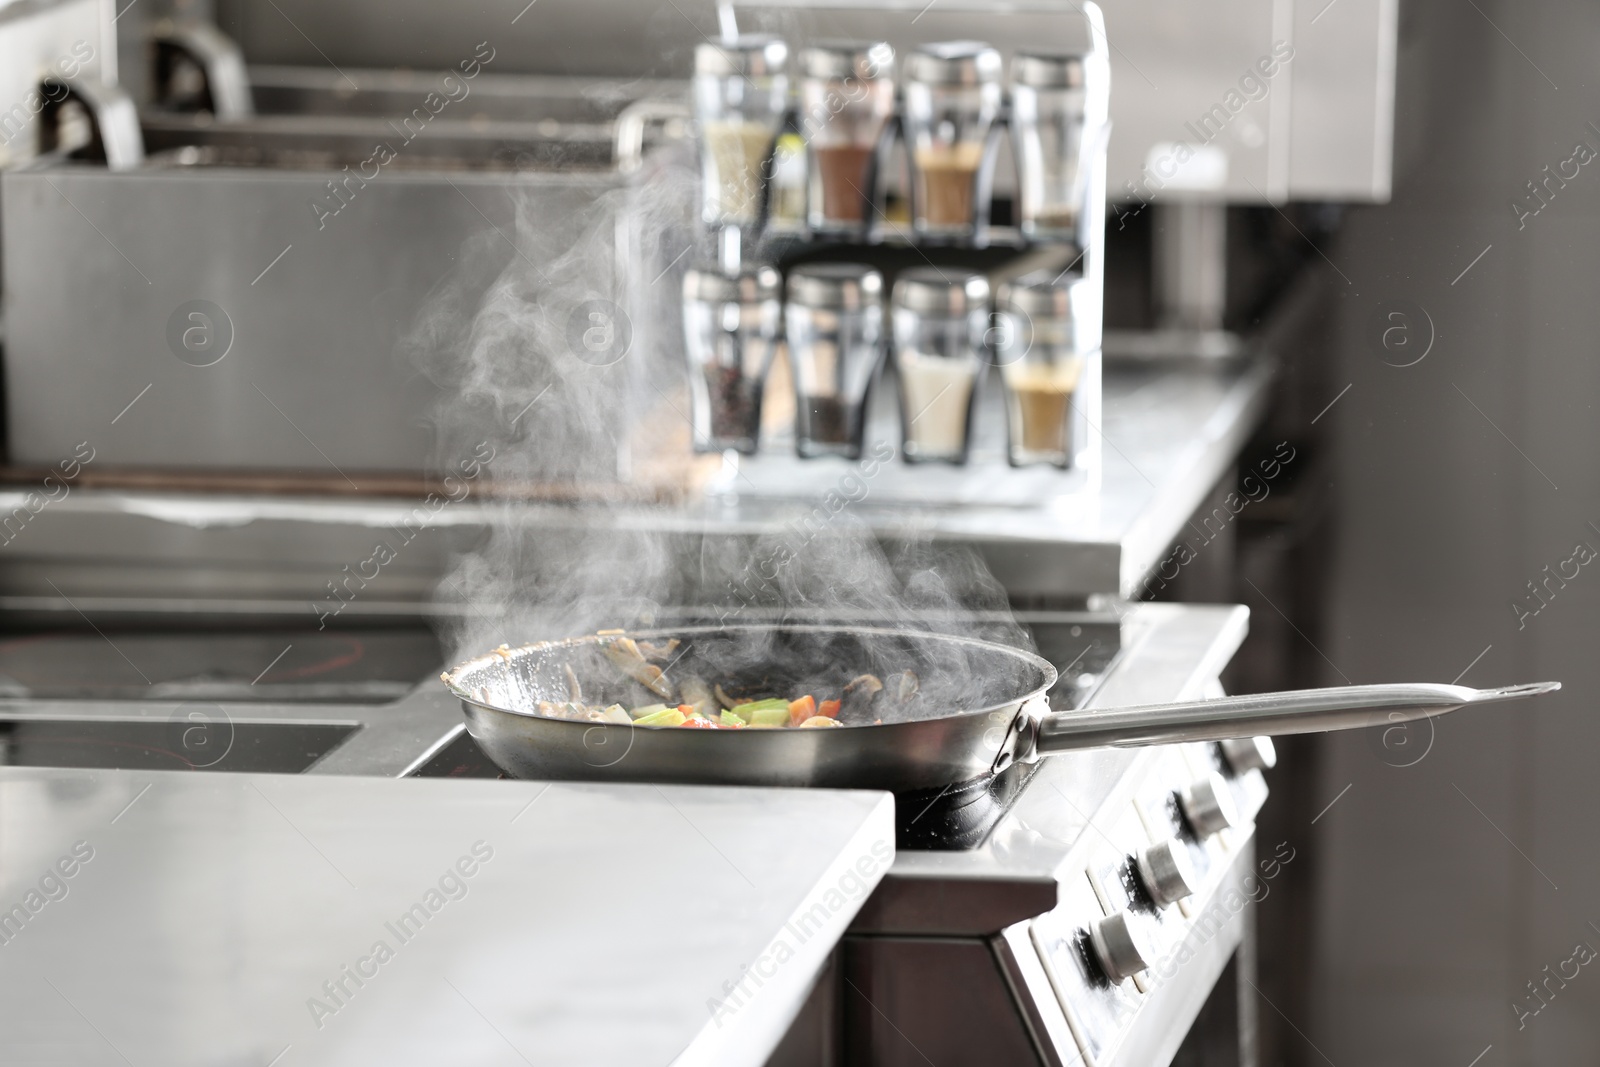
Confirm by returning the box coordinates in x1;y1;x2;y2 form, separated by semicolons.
892;267;990;464
799;41;895;233
1011;52;1106;241
995;270;1100;469
785;263;885;459
693;36;789;228
682;265;782;455
902;41;1002;239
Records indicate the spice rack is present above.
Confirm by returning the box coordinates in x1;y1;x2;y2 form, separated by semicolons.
632;0;1111;502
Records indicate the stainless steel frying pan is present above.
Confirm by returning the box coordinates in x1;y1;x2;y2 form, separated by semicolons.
440;625;1559;792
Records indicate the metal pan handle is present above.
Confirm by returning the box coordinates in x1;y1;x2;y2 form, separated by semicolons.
1030;681;1561;756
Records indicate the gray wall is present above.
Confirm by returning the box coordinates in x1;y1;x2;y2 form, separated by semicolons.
1311;1;1600;1063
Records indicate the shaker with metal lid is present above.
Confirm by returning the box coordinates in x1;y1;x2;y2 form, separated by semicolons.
1011;51;1109;241
785;263;885;459
682;264;782;455
799;41;895;233
902;41;1002;238
994;269;1100;468
892;267;990;464
693;36;789;227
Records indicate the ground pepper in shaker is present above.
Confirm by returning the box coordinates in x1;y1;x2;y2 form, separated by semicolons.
693;36;789;227
995;270;1099;469
682;265;782;455
892;267;990;464
798;41;895;232
902;41;1002;239
785;263;885;459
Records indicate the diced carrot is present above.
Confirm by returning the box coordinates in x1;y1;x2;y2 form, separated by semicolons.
788;695;816;726
677;704;695;716
818;699;841;719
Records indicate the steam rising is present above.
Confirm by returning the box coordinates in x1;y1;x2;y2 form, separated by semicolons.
405;111;1033;713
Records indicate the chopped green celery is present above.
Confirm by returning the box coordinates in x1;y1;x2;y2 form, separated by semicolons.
747;705;790;728
633;708;687;727
719;710;746;727
727;698;788;723
629;703;670;720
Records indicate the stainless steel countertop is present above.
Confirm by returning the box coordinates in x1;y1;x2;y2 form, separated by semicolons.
0;356;1270;608
0;768;893;1066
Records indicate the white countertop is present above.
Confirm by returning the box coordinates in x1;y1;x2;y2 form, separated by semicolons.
0;770;893;1066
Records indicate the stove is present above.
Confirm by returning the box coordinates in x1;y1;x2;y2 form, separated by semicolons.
0;602;1262;1066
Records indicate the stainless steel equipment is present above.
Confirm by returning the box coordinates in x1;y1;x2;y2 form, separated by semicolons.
0;598;1304;1064
220;0;1398;201
3;58;682;474
0;0;117;170
442;624;1557;791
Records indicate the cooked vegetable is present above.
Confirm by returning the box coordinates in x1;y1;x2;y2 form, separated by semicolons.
633;707;687;727
726;698;787;724
523;632;927;731
746;704;791;728
629;703;668;720
787;695;816;726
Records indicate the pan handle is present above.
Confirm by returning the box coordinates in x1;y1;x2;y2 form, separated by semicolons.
1029;681;1561;756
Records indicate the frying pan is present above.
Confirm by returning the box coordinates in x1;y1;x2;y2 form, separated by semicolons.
440;625;1559;792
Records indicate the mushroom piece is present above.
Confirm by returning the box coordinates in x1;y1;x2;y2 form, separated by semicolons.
636;639;681;662
839;674;884;722
598;635;674;700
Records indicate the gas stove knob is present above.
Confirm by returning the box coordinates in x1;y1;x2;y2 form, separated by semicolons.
1136;839;1198;906
1220;736;1277;774
1178;773;1238;838
1088;910;1156;983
